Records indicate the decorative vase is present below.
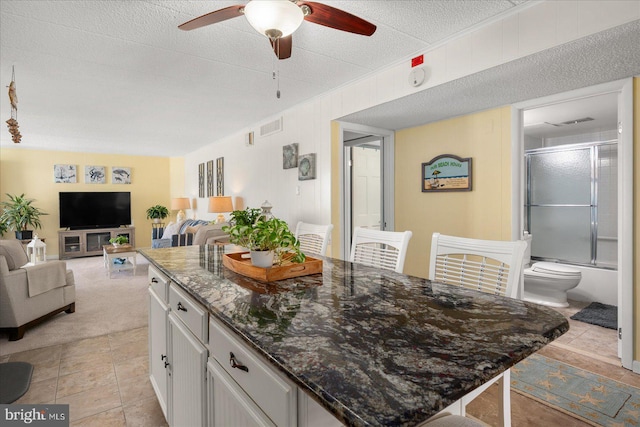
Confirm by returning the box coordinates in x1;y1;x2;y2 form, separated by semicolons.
250;250;274;268
153;218;161;224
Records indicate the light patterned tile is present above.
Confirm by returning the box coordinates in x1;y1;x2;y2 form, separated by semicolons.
111;338;147;363
122;396;168;427
57;364;117;399
8;345;62;365
118;373;156;406
15;377;57;404
59;351;114;377
109;327;147;350
62;335;111;360
114;354;148;381
56;381;122;422
71;407;126;427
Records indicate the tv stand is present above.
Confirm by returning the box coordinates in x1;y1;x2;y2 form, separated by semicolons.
59;227;135;259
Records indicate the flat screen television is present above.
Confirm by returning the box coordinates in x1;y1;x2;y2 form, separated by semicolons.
59;192;131;230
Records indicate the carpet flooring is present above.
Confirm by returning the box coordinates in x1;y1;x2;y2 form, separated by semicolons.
0;255;150;356
512;353;640;426
570;302;618;330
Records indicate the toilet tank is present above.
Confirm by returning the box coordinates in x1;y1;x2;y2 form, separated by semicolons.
522;231;532;265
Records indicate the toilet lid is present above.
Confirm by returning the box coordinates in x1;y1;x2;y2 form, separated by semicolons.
530;262;581;277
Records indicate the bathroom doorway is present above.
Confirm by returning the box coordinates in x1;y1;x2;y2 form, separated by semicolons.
338;122;395;259
513;79;634;370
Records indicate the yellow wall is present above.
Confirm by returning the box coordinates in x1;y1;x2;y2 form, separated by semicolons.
395;106;513;279
0;148;171;255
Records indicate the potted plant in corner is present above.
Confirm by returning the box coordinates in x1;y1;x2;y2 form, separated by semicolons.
146;205;169;223
0;193;48;240
223;208;305;268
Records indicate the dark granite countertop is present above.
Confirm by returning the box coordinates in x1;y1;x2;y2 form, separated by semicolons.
139;245;568;427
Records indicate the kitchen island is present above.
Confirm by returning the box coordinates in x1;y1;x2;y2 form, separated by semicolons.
140;245;568;426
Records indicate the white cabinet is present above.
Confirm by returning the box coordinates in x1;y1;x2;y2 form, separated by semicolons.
148;267;169;420
168;311;208;427
207;359;276;427
148;268;338;427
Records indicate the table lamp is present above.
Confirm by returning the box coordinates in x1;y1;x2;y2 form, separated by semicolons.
171;197;191;222
208;196;233;223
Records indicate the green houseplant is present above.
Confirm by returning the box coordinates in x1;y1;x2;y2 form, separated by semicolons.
223;209;305;267
146;205;169;223
0;193;48;240
109;235;129;246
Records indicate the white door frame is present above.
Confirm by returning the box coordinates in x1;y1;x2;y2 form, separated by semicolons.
512;78;634;370
338;122;395;260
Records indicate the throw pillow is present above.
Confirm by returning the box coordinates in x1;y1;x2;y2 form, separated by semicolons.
185;225;201;236
0;240;29;271
161;220;185;240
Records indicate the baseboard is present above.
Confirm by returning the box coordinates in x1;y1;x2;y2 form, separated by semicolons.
633;359;640;374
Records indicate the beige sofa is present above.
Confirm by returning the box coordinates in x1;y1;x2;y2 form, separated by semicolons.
0;240;75;341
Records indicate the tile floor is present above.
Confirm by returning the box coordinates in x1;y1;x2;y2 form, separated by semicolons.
2;300;636;426
1;326;167;426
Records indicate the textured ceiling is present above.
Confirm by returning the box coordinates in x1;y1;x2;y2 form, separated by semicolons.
1;1;638;157
341;20;640;134
0;0;526;156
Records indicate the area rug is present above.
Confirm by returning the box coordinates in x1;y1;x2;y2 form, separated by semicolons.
511;353;640;426
570;302;618;330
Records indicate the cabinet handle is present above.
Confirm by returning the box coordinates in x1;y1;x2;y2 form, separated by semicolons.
229;352;249;372
177;302;187;312
164;361;170;369
151;278;158;283
161;354;167;361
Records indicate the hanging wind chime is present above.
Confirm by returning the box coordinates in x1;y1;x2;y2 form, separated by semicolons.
6;66;21;143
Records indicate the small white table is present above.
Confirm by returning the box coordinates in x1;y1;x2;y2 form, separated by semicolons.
103;244;137;278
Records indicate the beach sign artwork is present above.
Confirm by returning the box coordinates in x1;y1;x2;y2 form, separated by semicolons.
422;154;472;192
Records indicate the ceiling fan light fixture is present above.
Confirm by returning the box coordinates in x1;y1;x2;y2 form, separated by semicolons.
244;0;304;40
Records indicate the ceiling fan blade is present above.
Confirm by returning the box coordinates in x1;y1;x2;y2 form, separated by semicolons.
270;35;292;60
298;1;376;36
178;5;245;31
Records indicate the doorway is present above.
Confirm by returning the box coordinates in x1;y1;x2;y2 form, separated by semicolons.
513;79;634;370
339;123;395;259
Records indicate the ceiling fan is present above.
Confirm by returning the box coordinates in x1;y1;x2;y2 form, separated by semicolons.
178;0;377;60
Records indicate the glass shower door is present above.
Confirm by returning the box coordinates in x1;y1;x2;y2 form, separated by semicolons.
527;147;592;263
526;141;618;268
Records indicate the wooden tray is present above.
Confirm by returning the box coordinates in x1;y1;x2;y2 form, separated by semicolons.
222;252;323;283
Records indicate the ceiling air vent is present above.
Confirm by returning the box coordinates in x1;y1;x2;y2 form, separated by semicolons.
560;117;594;125
260;117;283;137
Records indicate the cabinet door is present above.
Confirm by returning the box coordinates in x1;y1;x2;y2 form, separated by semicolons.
169;312;208;427
149;288;169;420
207;359;275;427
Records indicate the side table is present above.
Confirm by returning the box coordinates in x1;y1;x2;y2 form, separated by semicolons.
103;244;137;278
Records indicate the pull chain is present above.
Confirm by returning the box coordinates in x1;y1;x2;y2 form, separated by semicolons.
272;39;281;99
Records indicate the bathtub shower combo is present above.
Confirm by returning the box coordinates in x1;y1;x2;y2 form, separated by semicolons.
523;140;618;307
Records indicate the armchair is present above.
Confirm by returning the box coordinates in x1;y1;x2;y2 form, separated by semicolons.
0;240;75;341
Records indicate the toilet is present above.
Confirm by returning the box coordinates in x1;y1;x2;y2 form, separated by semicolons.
522;232;582;308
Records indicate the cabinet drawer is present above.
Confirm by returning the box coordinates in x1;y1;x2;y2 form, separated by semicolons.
169;283;208;343
209;318;296;427
148;266;169;303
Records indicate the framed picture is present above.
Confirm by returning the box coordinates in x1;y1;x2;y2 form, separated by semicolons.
283;143;298;169
422;154;472;192
216;157;224;196
206;160;214;197
112;167;131;184
85;166;106;184
198;163;205;197
54;164;77;183
298;153;316;181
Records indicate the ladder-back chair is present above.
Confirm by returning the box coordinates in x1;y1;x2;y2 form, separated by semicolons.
349;227;413;274
294;222;334;257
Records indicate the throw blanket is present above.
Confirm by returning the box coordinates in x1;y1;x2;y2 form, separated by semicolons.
23;262;67;297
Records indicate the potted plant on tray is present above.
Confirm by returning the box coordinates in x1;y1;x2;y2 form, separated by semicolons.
146;205;169;223
0;193;48;240
223;208;305;268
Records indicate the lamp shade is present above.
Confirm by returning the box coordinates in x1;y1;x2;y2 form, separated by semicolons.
208;196;233;213
244;0;304;39
171;198;191;210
